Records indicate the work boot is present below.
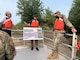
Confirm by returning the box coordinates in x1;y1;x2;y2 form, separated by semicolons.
31;47;34;50
36;48;39;51
47;53;53;59
48;52;59;59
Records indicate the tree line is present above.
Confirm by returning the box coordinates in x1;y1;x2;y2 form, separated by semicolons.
16;0;80;34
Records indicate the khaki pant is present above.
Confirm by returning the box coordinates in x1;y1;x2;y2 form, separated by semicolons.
52;30;65;53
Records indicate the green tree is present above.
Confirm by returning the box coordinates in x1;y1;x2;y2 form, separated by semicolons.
42;8;55;28
68;0;80;34
17;0;43;23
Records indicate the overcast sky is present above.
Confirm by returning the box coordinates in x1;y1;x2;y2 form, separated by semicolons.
0;0;73;25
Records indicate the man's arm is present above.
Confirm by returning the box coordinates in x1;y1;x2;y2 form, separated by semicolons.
63;16;77;33
12;24;18;29
24;21;31;27
0;17;5;24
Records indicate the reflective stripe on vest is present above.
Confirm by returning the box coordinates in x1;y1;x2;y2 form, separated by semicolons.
31;20;39;28
54;18;64;30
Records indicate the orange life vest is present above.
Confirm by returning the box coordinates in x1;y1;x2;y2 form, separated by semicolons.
4;19;13;28
78;41;80;50
31;20;39;28
54;18;64;30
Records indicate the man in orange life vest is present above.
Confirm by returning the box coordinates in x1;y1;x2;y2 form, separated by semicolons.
48;11;77;59
24;16;40;51
0;11;12;36
0;11;16;36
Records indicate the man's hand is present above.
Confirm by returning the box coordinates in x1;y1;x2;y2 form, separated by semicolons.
24;21;30;26
71;28;77;33
13;50;16;56
24;21;27;25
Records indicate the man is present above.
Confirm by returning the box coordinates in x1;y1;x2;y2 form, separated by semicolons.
48;11;77;59
24;16;40;51
0;30;16;60
0;11;16;36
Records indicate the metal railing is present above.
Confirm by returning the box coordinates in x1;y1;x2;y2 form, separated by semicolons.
43;30;78;60
12;30;79;60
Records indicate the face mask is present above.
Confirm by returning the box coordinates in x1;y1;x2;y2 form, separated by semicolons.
55;16;59;19
6;16;9;19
